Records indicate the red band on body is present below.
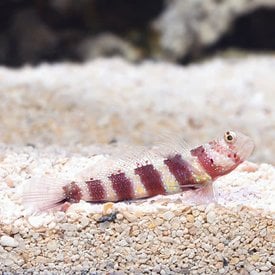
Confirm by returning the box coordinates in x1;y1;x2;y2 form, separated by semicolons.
86;179;106;201
191;146;221;178
109;172;134;201
164;154;195;189
135;164;165;196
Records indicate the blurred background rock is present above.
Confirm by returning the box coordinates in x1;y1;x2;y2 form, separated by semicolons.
0;0;275;66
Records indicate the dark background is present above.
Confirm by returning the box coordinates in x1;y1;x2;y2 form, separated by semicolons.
0;0;275;67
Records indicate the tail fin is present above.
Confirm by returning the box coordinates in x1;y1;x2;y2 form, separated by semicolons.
22;177;69;211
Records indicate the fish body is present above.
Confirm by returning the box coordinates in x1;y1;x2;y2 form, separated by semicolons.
23;131;254;211
62;154;211;204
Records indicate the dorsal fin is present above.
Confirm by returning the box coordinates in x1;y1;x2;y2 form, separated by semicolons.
76;132;195;182
114;144;159;168
152;131;192;159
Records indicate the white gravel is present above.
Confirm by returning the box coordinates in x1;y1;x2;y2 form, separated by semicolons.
0;56;274;274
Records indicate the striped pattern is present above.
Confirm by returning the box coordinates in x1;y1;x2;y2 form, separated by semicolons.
109;172;134;200
86;179;106;201
79;155;197;202
134;164;165;196
191;145;235;178
164;154;194;188
63;182;82;203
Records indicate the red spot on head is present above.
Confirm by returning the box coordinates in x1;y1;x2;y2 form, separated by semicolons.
226;152;240;163
191;145;240;179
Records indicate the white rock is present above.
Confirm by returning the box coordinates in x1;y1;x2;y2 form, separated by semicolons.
162;211;175;221
118;239;128;247
260;228;267;237
47;240;57;251
0;235;19;247
206;211;216;224
80;217;90;227
28;216;44;228
4;258;14;266
205;203;216;213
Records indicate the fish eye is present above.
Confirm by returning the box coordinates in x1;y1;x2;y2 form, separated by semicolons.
224;131;236;143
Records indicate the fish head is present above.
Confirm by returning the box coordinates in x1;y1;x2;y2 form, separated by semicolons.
191;130;254;179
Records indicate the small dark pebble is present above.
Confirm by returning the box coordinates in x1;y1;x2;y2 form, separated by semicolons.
108;138;117;144
248;248;257;254
97;212;117;223
223;257;229;267
26;143;36;148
